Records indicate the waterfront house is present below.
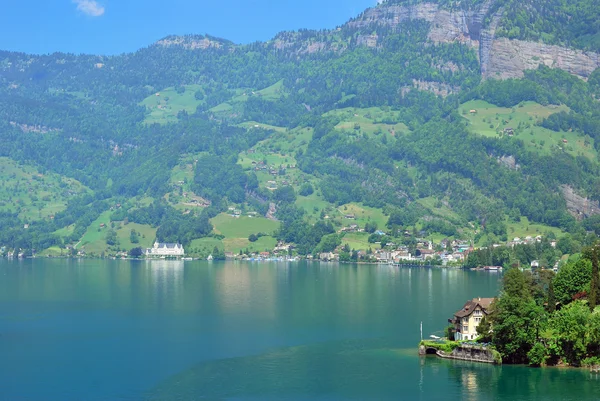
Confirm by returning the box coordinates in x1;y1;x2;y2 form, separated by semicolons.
449;297;494;341
144;242;185;257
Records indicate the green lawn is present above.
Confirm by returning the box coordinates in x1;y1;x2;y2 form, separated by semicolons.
190;237;224;254
209;213;280;253
140;84;204;125
223;235;278;253
211;214;279;237
460;100;595;160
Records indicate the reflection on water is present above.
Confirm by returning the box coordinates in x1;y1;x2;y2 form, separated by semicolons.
0;260;597;401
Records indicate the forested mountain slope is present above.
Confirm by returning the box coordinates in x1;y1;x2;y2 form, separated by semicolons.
0;0;599;257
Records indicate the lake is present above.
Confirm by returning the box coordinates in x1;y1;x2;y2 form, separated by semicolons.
1;259;599;400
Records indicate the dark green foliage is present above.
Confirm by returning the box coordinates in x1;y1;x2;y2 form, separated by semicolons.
364;221;378;234
466;240;560;269
527;342;547;367
129;246;143;257
495;0;600;52
130;229;139;244
553;258;592;304
212;246;225;260
488;268;544;363
298;183;314;196
276;203;336;255
105;229;118;246
273;186;296;204
194;155;248;204
127;201;213;246
583;244;600;311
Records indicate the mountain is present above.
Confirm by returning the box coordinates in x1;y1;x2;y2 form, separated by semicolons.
0;0;599;258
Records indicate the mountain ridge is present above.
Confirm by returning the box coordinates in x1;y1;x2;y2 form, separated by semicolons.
0;0;599;258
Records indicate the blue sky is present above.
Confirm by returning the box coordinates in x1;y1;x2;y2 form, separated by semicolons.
1;0;378;55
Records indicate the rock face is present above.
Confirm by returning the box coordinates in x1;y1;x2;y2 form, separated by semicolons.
484;38;600;80
561;185;600;219
347;1;600;80
347;2;479;49
155;36;226;50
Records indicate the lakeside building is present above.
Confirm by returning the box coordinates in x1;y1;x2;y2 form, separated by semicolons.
145;242;185;258
449;297;494;340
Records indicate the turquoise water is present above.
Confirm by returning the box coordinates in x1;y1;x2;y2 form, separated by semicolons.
1;259;599;400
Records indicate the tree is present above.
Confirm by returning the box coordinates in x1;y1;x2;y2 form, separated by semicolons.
248;233;258;242
553;258;592;305
105;229;118;246
298;183;314;196
130;229;139;244
364;221;378;234
584;244;600;311
273;186;296;203
129;246;143;258
550;301;590;365
212;246;225;260
488;268;544;363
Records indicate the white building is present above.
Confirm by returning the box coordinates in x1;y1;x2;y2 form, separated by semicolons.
145;242;185;257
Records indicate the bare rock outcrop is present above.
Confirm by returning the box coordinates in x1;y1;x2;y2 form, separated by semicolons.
348;1;600;81
561;185;600;220
484;38;600;80
155;36;225;50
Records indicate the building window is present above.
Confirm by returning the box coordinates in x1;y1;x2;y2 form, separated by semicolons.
463;325;468;332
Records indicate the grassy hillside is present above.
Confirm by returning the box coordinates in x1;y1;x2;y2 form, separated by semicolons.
211;213;279;253
0;157;88;221
460;100;596;160
210;80;285;114
324;107;410;136
140;84;204;124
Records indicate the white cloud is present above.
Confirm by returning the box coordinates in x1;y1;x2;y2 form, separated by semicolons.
73;0;105;17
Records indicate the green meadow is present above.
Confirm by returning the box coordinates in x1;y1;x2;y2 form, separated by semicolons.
416;197;463;223
211;213;279;238
340;232;379;252
140;84;204;125
75;210;156;255
324;107;410;136
0;157;88;221
460;100;595;161
210;80;285;114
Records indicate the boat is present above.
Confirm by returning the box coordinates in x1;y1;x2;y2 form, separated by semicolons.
483;266;502;271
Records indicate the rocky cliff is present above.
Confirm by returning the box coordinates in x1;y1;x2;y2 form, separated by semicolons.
347;1;600;80
156;1;600;81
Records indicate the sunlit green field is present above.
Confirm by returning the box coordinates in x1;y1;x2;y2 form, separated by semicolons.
460;100;595;160
140;84;204;124
0;157;88;221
